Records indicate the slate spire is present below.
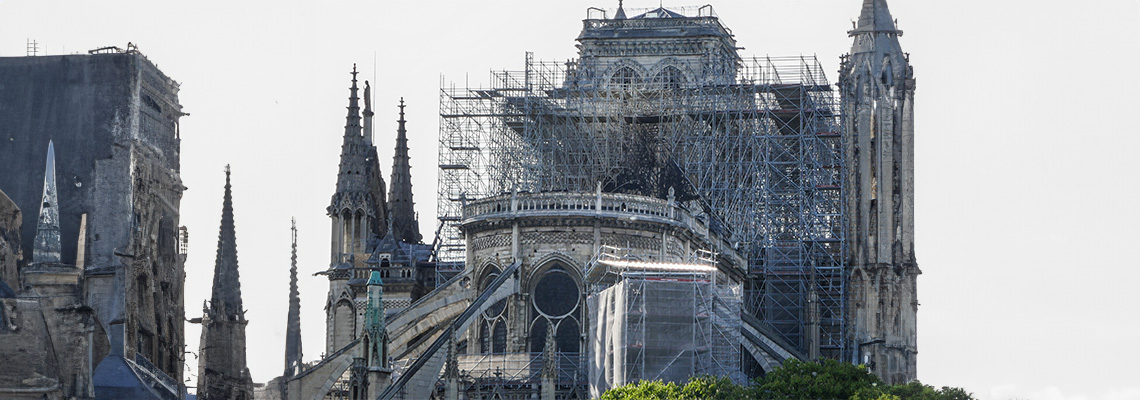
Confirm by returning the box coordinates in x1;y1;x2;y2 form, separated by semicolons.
854;0;900;34
210;165;244;317
848;0;905;60
32;140;61;264
388;98;421;244
284;218;303;377
198;165;253;400
334;65;367;194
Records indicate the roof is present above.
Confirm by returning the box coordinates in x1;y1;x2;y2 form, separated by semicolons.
630;7;687;19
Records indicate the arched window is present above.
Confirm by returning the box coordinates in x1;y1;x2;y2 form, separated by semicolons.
529;263;582;353
653;66;686;90
609;66;641;93
479;266;509;354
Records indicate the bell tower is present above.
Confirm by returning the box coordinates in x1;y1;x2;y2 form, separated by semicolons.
839;0;919;384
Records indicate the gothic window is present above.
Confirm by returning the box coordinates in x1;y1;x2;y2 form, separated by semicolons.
609;66;641;93
652;66;686;90
529;263;582;353
479;266;508;354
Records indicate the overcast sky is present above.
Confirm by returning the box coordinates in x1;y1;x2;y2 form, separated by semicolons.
2;1;1139;399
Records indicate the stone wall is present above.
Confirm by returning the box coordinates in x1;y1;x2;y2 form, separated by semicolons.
0;189;20;287
0;52;186;383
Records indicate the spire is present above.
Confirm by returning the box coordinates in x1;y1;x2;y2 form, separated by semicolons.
852;0;900;35
334;65;368;194
209;165;244;317
848;0;905;59
32;140;61;264
284;218;303;377
346;64;362;139
388;98;421;244
845;0;907;84
198;165;253;400
615;0;627;20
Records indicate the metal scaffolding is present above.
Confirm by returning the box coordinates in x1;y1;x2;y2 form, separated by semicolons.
584;246;742;396
437;21;845;360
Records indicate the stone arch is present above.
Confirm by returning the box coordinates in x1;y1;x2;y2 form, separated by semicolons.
603;59;648;92
649;58;693;89
474;260;509;354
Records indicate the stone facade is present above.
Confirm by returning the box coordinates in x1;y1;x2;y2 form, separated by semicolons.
840;0;920;384
456;190;743;397
0;190;20;287
0;50;186;398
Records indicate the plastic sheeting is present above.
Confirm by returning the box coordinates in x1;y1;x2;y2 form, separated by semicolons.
588;273;741;397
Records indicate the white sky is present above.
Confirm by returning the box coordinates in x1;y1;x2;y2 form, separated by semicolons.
2;1;1139;399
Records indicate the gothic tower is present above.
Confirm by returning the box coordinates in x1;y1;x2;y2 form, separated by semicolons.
839;0;919;384
325;66;389;354
284;218;303;378
197;166;254;399
387;98;421;244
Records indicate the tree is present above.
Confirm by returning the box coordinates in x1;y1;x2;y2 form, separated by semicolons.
597;380;682;400
854;380;977;400
598;359;977;400
753;358;883;400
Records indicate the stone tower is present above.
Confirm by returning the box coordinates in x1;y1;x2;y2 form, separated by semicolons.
197;166;254;400
387;98;421;244
839;0;919;384
325;66;389;354
284;218;303;378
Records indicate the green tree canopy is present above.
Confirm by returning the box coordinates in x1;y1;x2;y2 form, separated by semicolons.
599;358;977;400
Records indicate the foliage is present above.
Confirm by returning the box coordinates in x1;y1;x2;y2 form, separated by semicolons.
597;380;683;400
679;375;752;400
854;380;977;400
598;358;977;400
598;376;748;400
753;358;883;400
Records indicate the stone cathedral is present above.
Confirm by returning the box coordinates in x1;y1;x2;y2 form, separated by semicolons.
0;0;918;399
267;0;919;399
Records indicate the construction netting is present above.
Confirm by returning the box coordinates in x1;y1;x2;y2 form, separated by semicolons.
587;270;741;397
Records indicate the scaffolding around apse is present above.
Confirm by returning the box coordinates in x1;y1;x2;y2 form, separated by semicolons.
437;52;847;359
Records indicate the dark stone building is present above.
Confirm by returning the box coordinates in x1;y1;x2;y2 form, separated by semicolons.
0;49;187;398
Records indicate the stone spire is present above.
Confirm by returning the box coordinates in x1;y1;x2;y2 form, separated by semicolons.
209;165;245;317
614;0;627;20
387;98;421;244
328;65;387;265
848;0;906;71
840;0;917;385
284;218;303;378
333;65;368;195
32;140;60;264
198;165;253;400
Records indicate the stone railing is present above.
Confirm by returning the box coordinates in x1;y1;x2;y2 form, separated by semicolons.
461;191;747;271
461;191;708;237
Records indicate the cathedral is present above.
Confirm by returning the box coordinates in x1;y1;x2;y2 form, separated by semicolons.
0;0;917;399
267;0;919;398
